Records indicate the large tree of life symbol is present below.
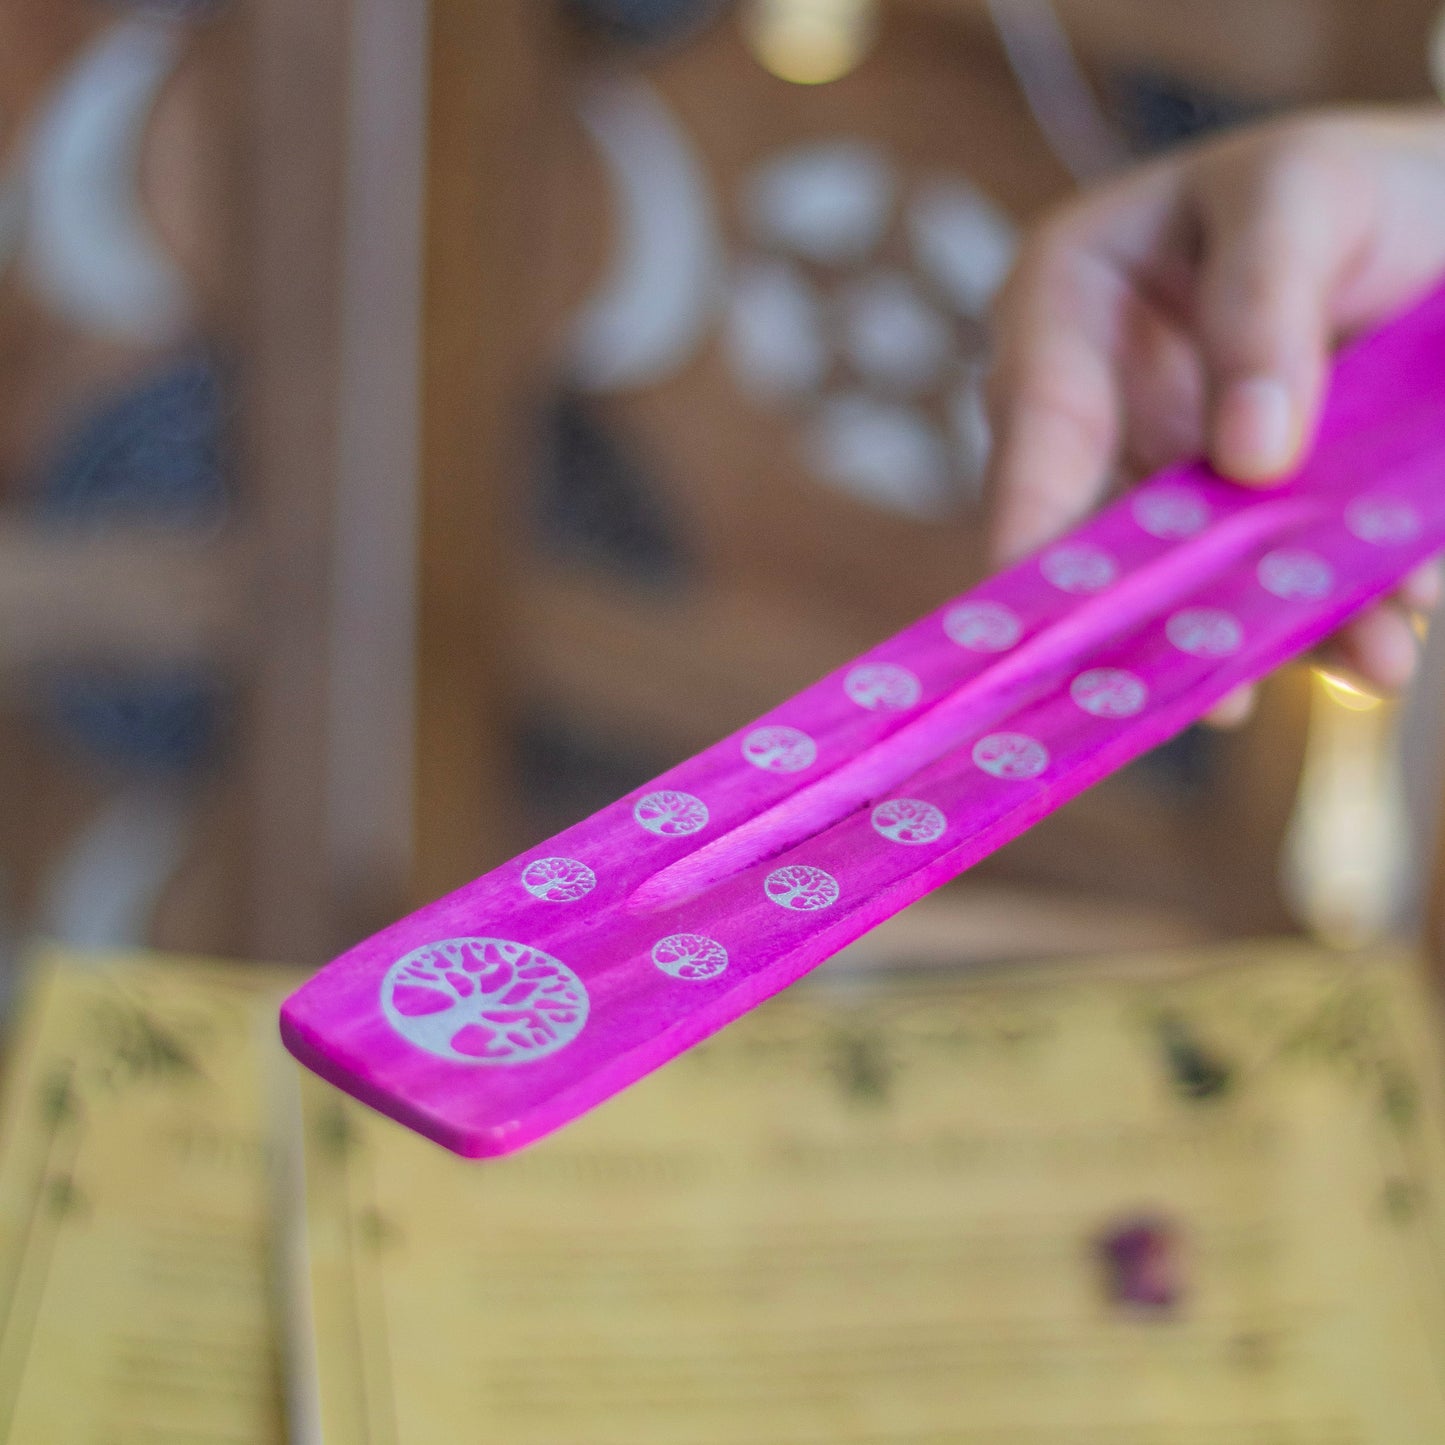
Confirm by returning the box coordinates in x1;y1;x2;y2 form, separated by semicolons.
381;938;590;1065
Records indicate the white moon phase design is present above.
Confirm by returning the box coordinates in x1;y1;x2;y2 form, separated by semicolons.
744;140;894;264
806;392;954;519
570;77;722;393
906;177;1017;317
725;257;828;400
23;16;191;340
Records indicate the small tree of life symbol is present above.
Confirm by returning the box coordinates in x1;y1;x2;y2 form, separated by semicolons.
1346;497;1419;546
633;790;709;836
845;662;921;711
765;864;839;911
380;938;589;1065
972;732;1049;780
1040;542;1116;594
1132;487;1209;540
1166;607;1242;658
1070;668;1148;719
1257;549;1333;602
872;798;946;845
520;856;596;902
651;933;729;981
944;599;1021;652
741;725;817;773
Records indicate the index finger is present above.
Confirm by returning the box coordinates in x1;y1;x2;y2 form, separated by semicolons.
986;170;1184;564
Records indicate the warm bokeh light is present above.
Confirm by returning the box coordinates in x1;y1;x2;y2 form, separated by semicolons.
1313;664;1384;712
743;0;877;85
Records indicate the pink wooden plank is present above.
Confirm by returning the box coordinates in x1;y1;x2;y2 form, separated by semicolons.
283;282;1445;1157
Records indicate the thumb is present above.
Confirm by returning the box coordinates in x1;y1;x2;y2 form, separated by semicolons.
1192;135;1371;483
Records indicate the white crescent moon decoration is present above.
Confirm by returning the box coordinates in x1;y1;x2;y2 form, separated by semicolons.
22;15;191;341
569;76;723;393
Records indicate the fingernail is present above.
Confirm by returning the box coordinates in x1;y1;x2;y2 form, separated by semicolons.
1214;376;1296;482
1203;685;1256;729
1401;560;1444;614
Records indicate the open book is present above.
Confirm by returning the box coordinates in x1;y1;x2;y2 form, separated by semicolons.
282;939;1445;1445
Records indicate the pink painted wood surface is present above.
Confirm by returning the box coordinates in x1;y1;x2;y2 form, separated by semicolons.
283;282;1445;1157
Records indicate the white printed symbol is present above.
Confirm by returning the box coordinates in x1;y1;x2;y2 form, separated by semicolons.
1070;668;1148;719
1133;487;1210;540
765;864;840;911
1346;497;1420;546
944;599;1022;652
845;662;922;711
872;798;947;844
381;938;589;1065
520;856;597;902
1166;607;1243;658
633;790;709;836
972;732;1049;780
1040;542;1116;594
651;933;729;981
742;725;818;773
1257;548;1333;602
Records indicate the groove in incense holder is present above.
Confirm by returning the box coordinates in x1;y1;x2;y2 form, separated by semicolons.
628;496;1321;913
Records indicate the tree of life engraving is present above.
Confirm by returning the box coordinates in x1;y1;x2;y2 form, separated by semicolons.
1166;607;1242;658
972;732;1049;780
1070;668;1148;719
872;798;947;845
765;864;840;911
944;599;1021;652
380;938;589;1065
845;662;921;711
520;856;597;902
633;790;709;836
1040;542;1116;594
741;725;817;773
1257;549;1333;602
651;933;729;981
1346;497;1419;546
1132;487;1209;540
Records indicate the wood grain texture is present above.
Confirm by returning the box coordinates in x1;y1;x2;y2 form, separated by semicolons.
237;0;352;963
412;0;552;906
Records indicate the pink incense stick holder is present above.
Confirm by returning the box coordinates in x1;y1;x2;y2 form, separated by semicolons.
283;283;1445;1157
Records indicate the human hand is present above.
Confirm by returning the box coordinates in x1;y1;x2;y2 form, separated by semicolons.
986;109;1445;718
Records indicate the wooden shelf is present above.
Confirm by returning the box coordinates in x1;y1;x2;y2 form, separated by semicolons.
0;523;242;670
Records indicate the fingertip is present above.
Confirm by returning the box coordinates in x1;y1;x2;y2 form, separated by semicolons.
1210;376;1301;483
1399;558;1445;615
1203;684;1256;729
1335;605;1420;694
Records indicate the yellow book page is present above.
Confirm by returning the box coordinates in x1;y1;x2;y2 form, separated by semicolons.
293;942;1445;1445
0;945;297;1445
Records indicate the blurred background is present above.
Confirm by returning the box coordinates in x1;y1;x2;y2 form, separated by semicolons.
3;0;1445;981
11;5;1445;1441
